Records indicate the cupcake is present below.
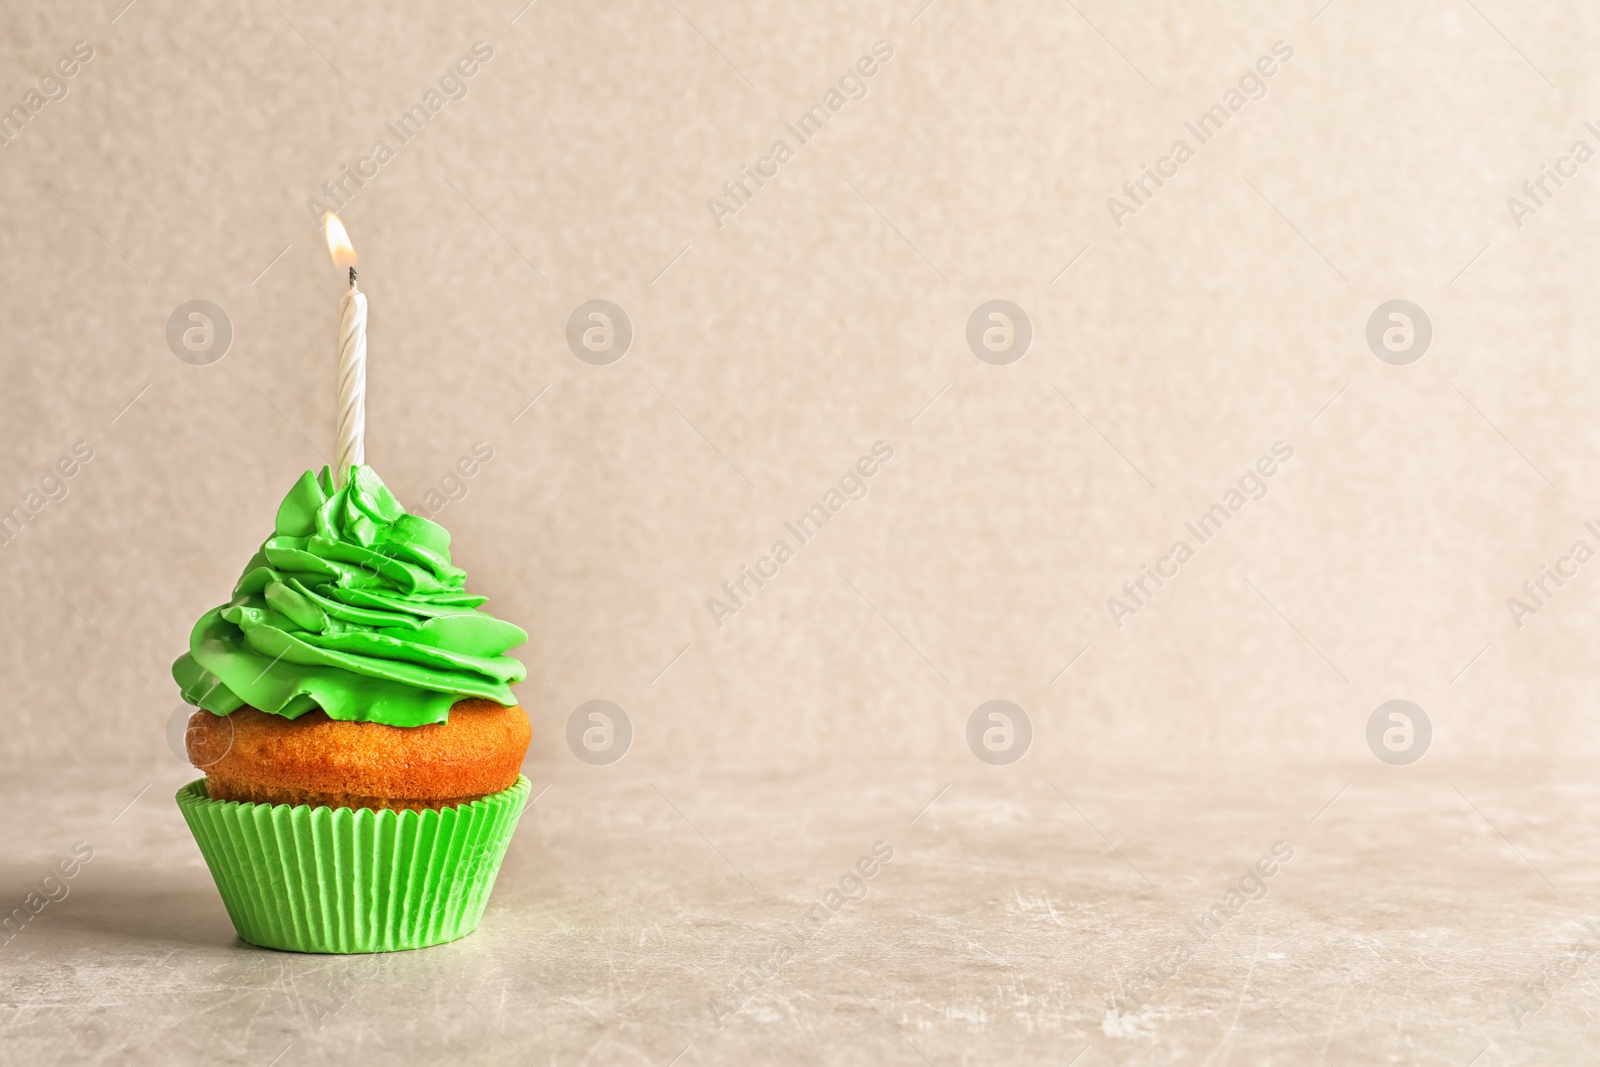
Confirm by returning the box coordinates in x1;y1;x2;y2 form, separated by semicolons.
173;464;532;953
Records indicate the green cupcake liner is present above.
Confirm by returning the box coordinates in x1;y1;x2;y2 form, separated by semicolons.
176;776;530;953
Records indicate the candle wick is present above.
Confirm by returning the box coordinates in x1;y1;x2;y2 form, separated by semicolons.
348;265;357;289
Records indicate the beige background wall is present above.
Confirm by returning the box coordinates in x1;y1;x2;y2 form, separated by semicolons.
2;0;1597;776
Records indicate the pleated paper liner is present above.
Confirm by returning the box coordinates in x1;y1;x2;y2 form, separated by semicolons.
177;775;531;953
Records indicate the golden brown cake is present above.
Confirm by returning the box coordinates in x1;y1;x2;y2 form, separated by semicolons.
187;699;531;812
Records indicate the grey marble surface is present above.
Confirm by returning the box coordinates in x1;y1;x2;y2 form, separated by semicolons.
1;760;1597;1066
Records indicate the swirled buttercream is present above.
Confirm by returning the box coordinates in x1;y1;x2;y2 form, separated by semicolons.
173;465;526;727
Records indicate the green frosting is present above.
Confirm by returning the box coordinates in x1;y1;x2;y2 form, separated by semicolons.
172;465;526;727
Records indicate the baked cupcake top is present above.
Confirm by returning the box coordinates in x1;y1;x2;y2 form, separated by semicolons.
172;465;526;727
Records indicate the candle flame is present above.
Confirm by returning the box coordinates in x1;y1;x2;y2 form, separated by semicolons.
323;212;358;270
